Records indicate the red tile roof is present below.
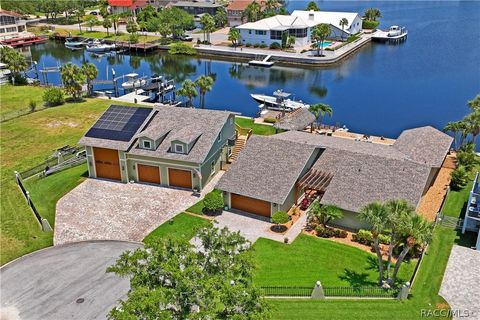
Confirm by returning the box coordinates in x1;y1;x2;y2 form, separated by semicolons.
0;9;23;17
108;0;147;8
227;0;256;11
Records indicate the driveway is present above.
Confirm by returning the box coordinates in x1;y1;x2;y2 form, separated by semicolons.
55;173;222;245
440;245;480;319
0;241;141;320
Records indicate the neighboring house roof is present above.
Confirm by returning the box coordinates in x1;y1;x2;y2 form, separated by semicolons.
291;10;361;33
227;0;256;11
311;148;432;212
216;135;319;204
108;0;147;8
172;1;224;8
237;14;312;31
79;105;155;151
393;126;453;167
0;9;22;17
273;108;315;131
128;106;233;164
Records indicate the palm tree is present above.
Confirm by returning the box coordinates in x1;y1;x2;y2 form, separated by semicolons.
384;199;415;284
138;21;148;45
228;28;241;48
177;79;198;107
200;14;216;44
242;1;262;22
286;35;296;48
311;23;331;56
309;103;332;131
468;95;480;113
60;63;86;100
307;201;342;227
463;112;480;146
390;214;433;285
111;14;120;36
81;63;98;96
75;7;85;33
103;17;112;37
306;1;320;11
359;202;389;286
0;47;28;82
364;8;382;21
195;75;215;109
443;121;462;150
339;18;348;40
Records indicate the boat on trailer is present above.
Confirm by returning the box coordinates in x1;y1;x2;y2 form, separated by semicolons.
251;89;310;112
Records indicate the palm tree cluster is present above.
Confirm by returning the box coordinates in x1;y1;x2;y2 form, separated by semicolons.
443;95;480;150
177;75;216;108
363;8;382;21
0;46;29;84
200;14;216;44
242;0;286;23
59;62;98;100
359;200;433;286
311;23;331;56
308;200;343;228
308;103;333;132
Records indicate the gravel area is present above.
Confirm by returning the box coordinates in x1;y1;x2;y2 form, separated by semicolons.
55;173;222;245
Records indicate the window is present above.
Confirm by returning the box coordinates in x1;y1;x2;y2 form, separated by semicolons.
289;28;307;38
248;30;252;34
211;161;216;175
255;30;266;35
217;132;222;142
142;140;152;149
174;143;185;154
270;30;282;40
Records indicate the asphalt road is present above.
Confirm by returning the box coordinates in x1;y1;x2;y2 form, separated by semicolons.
0;241;142;320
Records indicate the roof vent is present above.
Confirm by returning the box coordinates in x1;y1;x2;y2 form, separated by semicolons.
308;11;314;19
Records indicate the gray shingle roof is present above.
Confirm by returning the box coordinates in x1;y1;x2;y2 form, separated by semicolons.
312;148;432;212
393;126;453;167
216;135;318;204
273;108;316;131
129;106;233;163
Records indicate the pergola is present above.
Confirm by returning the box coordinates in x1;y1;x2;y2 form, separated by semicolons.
294;168;333;204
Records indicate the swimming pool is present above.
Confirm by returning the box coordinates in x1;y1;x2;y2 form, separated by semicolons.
318;41;332;48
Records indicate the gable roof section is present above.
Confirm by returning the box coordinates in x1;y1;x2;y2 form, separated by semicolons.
217;135;318;204
312;148;432;212
291;10;360;32
393;126;453;167
128;106;233;163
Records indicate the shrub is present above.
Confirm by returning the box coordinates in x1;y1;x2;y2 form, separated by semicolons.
169;42;196;55
457;151;478;171
253;43;259;48
451;166;469;190
347;34;361;43
315;226;347;238
284;237;289;244
269;42;281;49
263;117;277;124
352;229;373;245
378;233;391;244
28;99;37;112
272;211;290;225
12;74;27;85
337;229;348;238
203;190;224;215
362;20;379;30
43;87;65;107
259;43;267;48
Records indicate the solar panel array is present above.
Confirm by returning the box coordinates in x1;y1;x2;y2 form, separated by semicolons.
85;105;152;142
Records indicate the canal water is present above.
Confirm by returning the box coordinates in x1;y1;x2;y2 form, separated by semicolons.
27;1;479;139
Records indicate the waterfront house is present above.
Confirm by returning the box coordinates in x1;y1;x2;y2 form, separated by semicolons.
236;10;362;47
0;9;27;39
461;172;480;251
79;105;236;191
217;127;453;229
108;0;148;16
227;0;257;27
170;0;224;15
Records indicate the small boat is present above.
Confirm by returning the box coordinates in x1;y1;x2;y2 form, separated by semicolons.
0;62;11;85
150;74;163;83
387;26;403;37
121;73;146;90
86;42;116;53
251;89;310;112
65;37;85;49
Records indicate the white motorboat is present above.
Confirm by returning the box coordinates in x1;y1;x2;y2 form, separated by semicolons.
251;89;310;112
121;73;147;90
86;43;116;53
387;26;403;37
65;37;85;49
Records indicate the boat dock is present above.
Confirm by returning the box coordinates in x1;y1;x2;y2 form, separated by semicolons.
249;55;274;67
53;34;160;52
0;35;47;47
371;28;408;43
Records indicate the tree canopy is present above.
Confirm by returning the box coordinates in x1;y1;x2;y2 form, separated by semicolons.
306;1;320;11
107;226;271;319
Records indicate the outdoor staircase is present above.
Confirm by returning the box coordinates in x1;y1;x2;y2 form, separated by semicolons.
229;123;252;162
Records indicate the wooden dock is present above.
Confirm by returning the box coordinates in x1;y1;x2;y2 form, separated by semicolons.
53;34;160;52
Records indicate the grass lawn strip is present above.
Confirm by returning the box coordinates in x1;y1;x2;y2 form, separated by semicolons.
235;117;277;136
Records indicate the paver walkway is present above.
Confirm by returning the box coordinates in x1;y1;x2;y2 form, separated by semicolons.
0;241;141;320
439;245;480;320
55;173;223;245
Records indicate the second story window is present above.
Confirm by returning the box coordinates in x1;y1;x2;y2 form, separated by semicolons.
142;140;152;149
174;143;185;154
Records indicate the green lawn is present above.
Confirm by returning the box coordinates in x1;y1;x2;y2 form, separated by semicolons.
23;165;88;226
0;85;137;265
253;234;415;287
0;85;47;116
441;166;479;218
186;189;222;215
143;213;211;244
235;117;277;136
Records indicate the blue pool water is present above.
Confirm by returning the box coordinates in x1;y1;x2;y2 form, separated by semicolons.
28;1;480;140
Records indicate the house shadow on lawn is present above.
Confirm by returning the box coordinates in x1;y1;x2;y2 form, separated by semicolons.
339;268;376;287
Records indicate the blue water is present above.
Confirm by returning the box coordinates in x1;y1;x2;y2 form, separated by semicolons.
28;1;480;139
